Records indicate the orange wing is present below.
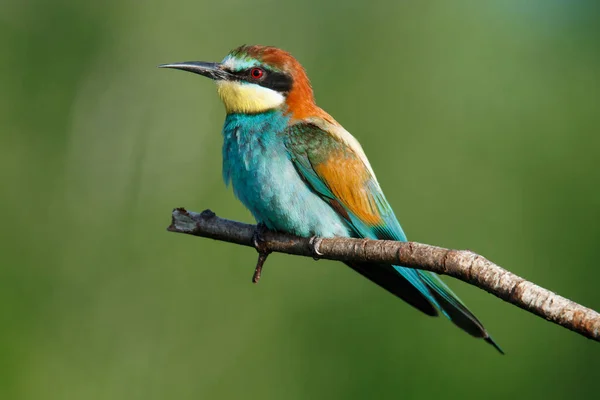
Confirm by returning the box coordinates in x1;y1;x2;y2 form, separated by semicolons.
312;149;383;225
285;120;392;231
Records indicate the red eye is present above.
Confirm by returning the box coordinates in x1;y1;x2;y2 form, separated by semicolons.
250;68;264;79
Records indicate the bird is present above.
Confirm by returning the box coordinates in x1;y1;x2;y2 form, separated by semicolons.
160;45;502;353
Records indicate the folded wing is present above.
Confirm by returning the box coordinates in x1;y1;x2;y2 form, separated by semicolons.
284;119;502;353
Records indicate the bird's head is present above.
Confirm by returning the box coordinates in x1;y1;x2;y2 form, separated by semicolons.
160;45;318;118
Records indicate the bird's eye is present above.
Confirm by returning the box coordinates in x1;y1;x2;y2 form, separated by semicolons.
250;68;264;79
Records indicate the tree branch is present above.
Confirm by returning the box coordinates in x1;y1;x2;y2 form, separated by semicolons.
167;207;600;342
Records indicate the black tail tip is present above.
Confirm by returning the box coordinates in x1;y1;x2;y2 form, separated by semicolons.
485;336;505;355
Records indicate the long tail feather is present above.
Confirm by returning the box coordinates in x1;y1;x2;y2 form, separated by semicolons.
418;271;504;354
346;262;503;354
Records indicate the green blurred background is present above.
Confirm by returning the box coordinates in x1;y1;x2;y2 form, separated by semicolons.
2;0;599;399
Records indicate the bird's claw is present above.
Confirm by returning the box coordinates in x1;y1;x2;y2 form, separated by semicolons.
252;223;270;254
252;223;271;283
309;236;324;260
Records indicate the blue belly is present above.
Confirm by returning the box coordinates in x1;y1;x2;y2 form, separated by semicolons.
222;112;349;238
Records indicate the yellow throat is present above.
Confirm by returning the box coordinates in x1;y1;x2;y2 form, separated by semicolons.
216;80;285;114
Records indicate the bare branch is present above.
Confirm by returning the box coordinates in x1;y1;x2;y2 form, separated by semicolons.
167;207;600;342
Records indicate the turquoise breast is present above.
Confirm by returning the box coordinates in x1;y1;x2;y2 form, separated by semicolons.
222;112;349;238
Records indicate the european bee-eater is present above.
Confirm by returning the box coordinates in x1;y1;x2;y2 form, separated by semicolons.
160;45;502;353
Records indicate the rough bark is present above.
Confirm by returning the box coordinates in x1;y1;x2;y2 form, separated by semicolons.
168;207;600;342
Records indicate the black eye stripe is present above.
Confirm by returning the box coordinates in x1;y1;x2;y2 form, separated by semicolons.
229;69;293;93
260;70;293;92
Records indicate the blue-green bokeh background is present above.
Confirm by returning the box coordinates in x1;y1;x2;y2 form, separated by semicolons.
2;1;599;399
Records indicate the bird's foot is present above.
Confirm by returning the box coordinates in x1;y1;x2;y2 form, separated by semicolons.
251;223;271;283
309;236;324;260
252;223;270;254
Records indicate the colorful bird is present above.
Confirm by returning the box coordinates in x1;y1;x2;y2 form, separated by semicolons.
160;45;502;353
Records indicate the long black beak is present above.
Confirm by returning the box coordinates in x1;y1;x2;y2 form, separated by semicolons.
158;61;230;80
